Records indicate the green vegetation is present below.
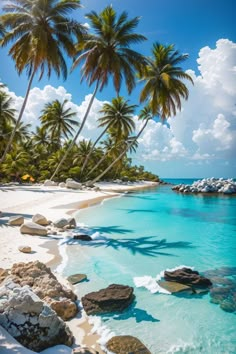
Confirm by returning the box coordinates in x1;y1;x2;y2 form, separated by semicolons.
0;1;193;185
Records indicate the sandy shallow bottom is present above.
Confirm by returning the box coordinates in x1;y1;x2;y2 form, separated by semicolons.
0;181;158;353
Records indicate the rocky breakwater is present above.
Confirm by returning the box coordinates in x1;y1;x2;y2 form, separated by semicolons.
0;280;73;352
4;261;78;321
172;178;236;195
158;267;212;294
81;284;135;315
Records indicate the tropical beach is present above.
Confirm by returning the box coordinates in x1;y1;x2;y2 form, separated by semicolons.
0;0;235;353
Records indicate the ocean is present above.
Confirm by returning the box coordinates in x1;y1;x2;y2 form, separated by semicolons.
62;180;236;353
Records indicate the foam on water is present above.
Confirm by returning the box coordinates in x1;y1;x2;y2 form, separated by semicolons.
88;316;115;353
133;265;194;294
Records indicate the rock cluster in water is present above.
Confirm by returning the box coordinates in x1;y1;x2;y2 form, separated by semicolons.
0;280;73;352
81;284;135;315
158;267;212;294
172;178;236;194
204;266;236;313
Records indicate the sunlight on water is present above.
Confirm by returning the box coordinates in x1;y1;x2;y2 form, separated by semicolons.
62;184;236;353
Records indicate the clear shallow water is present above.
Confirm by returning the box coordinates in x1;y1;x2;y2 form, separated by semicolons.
62;184;236;353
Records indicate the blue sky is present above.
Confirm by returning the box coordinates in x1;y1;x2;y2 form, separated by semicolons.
0;0;236;178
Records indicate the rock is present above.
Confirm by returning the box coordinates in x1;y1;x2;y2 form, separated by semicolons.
73;234;92;241
44;179;58;186
106;335;151;354
8;215;24;226
157;281;193;294
220;299;236;313
8;261;78;319
66;179;82;190
53;218;68;228
73;348;98;354
0;281;73;352
59;182;66;188
164;267;212;289
45;297;78;321
20;222;48;236
67;274;87;285
81;284;135;315
172;178;236;195
0;268;9;284
18;245;32;253
32;213;49;226
67;217;76;228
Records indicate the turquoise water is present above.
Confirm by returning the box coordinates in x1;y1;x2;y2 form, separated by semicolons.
62;184;236;353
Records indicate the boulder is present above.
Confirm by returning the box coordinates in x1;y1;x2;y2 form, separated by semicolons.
18;245;32;253
0;280;73;352
164;267;212;289
45;297;78;321
9;261;78;319
81;284;135;315
20;222;48;236
67;217;77;228
157;281;193;294
8;215;24;226
53;218;68;229
32;213;49;226
0;268;9;284
73;234;92;241
59;182;66;188
44;180;58;186
106;335;151;354
66;179;82;190
67;274;87;285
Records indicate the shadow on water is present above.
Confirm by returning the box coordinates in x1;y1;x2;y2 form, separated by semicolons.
116;208;156;214
101;301;160;323
65;234;194;257
90;225;134;235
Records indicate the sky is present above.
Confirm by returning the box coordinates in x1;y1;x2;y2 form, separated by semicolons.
0;0;236;178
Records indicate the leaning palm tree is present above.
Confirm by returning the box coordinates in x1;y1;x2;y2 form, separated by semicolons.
89;43;193;184
0;0;85;163
40;99;79;147
0;90;16;134
50;5;147;180
80;96;136;178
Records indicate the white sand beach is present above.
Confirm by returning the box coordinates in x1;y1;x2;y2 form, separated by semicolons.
0;181;158;354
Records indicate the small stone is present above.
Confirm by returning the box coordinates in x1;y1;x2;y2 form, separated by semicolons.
18;246;32;253
8;215;24;226
53;218;68;228
73;234;92;241
67;274;87;285
32;213;49;226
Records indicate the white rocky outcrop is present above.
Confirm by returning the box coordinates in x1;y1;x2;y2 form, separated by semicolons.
172;178;236;195
0;280;73;352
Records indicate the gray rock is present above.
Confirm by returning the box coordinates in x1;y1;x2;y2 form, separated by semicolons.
59;182;66;188
8;215;24;226
67;217;76;228
20;222;48;236
67;274;87;285
53;218;68;228
44;180;58;186
66;179;82;190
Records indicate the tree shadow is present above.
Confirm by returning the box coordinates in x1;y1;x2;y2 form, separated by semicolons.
116;208;156;214
101;301;159;323
90;225;134;235
65;234;194;257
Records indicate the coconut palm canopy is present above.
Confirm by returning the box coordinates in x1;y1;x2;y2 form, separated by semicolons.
72;5;147;94
139;43;194;118
1;0;85;79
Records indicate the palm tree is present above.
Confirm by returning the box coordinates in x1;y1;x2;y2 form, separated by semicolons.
50;5;147;180
0;0;85;163
32;126;51;148
89;43;194;184
80;96;136;178
139;43;193;117
40;99;79;147
2;148;30;181
0;90;16;154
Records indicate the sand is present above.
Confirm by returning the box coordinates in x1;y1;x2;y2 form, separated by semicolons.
0;181;158;353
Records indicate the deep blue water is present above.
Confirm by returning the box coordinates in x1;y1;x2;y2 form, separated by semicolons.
62;181;236;353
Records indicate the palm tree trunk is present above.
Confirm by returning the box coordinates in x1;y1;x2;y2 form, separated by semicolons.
0;71;35;164
50;80;99;180
85;148;111;179
80;126;108;179
89;119;150;185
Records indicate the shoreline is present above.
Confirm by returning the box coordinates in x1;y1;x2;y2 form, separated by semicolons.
0;180;158;353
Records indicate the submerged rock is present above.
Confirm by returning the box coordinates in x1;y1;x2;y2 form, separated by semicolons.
0;280;73;352
106;335;151;354
67;274;87;285
73;234;92;241
158;281;193;294
164;267;212;289
82;284;135;315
